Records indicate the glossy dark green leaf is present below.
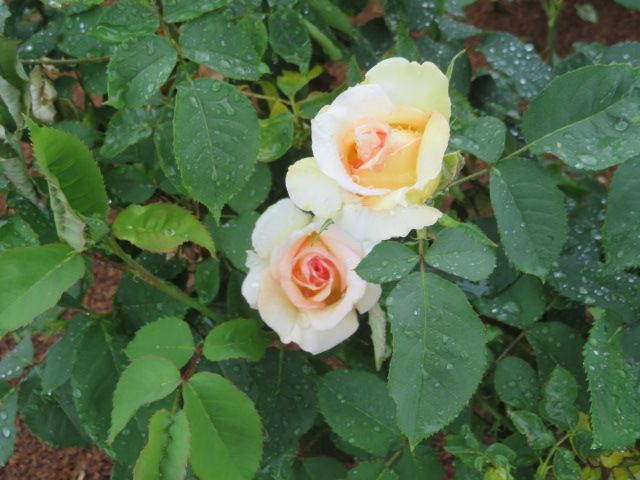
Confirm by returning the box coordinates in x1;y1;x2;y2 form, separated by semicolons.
474;275;546;328
0;383;17;465
107;35;177;110
553;449;581;480
0;335;33;381
228;163;272;214
162;0;230;22
268;9;311;70
494;356;540;411
206;211;259;271
522;64;640;171
318;369;400;456
93;1;159;43
387;272;486;446
252;350;317;461
540;366;578;430
356;241;418;284
603;156;640;271
394;445;443;478
490;158;568;277
478;32;552;100
426;227;496;281
180;13;263;80
347;461;398;480
508;411;554;450
195;258;220;303
100;107;157;158
0;217;38;253
451;116;506;163
174;79;259;218
584;313;640;450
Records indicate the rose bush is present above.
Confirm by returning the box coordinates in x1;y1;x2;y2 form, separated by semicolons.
286;57;449;246
0;0;639;479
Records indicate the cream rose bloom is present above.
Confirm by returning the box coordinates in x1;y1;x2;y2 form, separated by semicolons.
241;199;381;354
286;57;451;247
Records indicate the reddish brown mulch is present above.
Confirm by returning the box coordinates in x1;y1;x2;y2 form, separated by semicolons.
465;0;640;57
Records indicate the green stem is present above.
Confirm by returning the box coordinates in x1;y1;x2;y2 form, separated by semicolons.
536;432;571;479
20;56;110;65
383;448;403;471
104;237;224;325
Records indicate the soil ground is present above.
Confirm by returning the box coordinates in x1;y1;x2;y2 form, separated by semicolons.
1;0;639;478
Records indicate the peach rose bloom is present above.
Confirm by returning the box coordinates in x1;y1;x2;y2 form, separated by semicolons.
286;57;450;247
242;199;381;354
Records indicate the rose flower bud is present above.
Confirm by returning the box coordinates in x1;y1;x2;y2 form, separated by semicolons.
241;199;381;354
286;57;450;247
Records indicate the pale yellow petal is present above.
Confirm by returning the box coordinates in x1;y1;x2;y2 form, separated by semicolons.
356;283;382;314
290;310;359;354
251;198;311;259
364;57;451;119
286;157;345;218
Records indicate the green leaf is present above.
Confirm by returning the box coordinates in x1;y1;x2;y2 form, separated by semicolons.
268;9;312;70
0;76;23;129
508;411;554;450
100;107;156;158
42;316;86;393
347;461;398;480
356;241;418;284
113;203;215;256
318;369;400;456
493;356;540;411
107;35;177;110
368;305;387;371
203;318;268;362
522;64;640;171
252;350;317;461
19;373;91;448
109;356;181;443
553;449;581;480
133;409;190;480
228;163;272;214
0;208;38;251
115;273;188;330
306;0;353;36
0;244;84;331
125;316;195;369
183;372;262;480
478;32;552;100
174;78;259;218
540;366;578;430
394;445;443;478
292;456;348;480
104;165;155;204
180;13;263;81
206;211;259;271
490;158;568;277
474;275;546;328
451;116;506;163
195;258;220;303
278;67;323;100
0;384;17;465
93;0;159;43
57;9;114;58
387;272;487;446
163;0;230;22
29;120;108;219
0;36;27;89
257;111;295;163
526;322;587;407
584;313;640;450
603;156;640;271
0;335;33;381
425;226;496;281
237;14;269;58
0;156;42;210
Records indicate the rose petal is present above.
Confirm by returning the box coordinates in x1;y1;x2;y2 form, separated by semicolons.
336;203;442;248
286;157;346;218
356;283;382;314
364;57;451;119
251;198;311;259
241;251;268;308
257;272;301;341
290;310;359;354
311;84;394;197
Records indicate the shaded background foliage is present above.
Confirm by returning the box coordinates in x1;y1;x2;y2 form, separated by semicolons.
0;0;639;479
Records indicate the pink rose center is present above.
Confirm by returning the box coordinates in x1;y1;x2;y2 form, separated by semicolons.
282;235;347;309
